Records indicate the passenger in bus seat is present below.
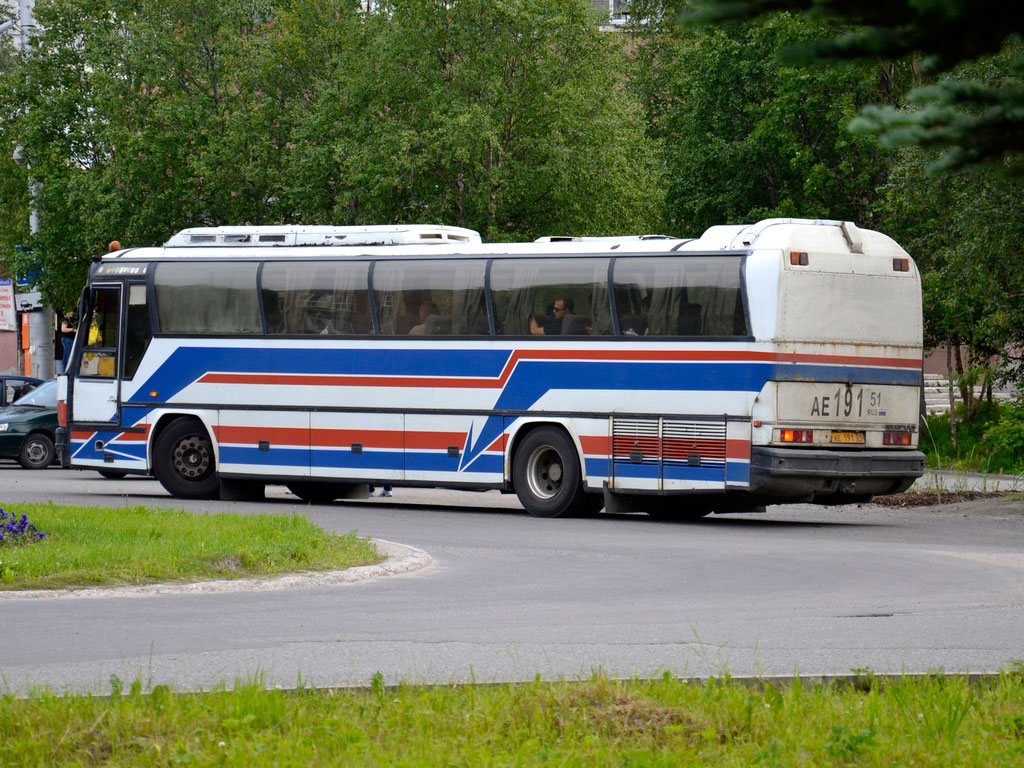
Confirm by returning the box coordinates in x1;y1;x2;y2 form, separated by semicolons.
621;296;651;336
409;301;439;335
678;302;702;335
530;297;573;335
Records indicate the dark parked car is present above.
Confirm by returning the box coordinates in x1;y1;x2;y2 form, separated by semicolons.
0;379;58;468
0;375;43;407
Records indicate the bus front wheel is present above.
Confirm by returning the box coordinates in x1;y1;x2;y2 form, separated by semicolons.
513;426;588;518
154;418;219;499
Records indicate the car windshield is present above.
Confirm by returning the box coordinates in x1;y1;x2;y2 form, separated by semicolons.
13;379;57;408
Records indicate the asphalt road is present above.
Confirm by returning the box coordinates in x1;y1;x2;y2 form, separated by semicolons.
2;464;1023;695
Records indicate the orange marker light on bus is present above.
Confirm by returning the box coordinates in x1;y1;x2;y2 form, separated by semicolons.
150;391;158;397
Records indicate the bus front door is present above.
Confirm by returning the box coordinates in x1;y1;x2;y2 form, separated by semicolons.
72;284;121;425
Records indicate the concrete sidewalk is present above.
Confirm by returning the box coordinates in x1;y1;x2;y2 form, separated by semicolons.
913;469;1024;492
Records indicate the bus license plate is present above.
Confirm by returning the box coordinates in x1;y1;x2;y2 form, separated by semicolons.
831;431;865;444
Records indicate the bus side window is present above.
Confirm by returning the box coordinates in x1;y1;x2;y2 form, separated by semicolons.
78;286;120;378
261;262;371;336
490;258;610;336
154;262;261;335
373;260;487;336
123;283;152;379
612;256;747;337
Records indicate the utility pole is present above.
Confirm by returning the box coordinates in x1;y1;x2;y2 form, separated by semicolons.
11;0;54;380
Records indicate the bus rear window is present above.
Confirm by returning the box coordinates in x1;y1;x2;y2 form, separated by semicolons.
154;262;261;334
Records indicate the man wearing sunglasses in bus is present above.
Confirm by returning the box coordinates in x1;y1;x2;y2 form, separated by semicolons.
530;296;574;335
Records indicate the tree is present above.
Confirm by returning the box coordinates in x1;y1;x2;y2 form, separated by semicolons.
685;0;1024;174
0;0;664;309
290;0;664;241
629;4;901;234
879;43;1024;399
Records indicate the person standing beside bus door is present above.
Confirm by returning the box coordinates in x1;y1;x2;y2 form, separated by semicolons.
58;312;76;373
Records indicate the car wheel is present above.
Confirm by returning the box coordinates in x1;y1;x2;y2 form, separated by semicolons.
153;418;219;499
513;426;588;518
18;432;55;469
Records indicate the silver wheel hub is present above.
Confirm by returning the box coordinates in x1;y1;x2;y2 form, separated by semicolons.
526;445;563;500
25;440;46;463
172;436;211;479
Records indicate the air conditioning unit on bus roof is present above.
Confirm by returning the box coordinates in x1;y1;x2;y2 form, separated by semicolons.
534;234;676;243
163;224;482;248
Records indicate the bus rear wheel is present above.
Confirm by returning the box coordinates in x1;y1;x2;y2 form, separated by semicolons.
154;418;219;499
513;426;588;518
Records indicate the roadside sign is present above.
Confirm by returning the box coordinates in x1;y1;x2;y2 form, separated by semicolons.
0;278;16;330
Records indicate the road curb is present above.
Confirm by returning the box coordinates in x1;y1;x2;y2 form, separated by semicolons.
0;538;432;601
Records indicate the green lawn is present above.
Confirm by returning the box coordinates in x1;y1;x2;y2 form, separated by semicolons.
2;671;1022;766
0;502;381;590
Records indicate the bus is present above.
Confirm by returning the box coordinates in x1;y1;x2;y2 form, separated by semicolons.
56;218;925;518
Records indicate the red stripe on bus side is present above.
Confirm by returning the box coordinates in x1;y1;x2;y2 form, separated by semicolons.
217;425;473;452
197;348;921;390
580;435;612;455
726;439;750;460
200;373;502;389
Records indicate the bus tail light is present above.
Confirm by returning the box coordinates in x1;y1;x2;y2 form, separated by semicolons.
893;258;909;272
58;401;68;427
883;430;912;445
780;429;813;443
790;252;809;266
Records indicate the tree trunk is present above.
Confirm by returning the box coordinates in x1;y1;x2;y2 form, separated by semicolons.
947;340;957;448
954;344;970;413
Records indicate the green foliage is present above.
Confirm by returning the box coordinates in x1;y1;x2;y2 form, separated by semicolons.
0;0;662;308
685;0;1024;173
629;6;897;234
878;44;1024;388
921;400;1024;474
295;0;663;241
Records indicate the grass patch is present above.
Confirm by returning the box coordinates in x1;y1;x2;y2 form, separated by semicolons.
0;503;380;591
2;670;1023;765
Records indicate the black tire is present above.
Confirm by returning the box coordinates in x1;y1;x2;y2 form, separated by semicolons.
18;432;54;469
97;469;128;479
153;418;219;499
286;481;344;504
578;493;605;517
512;426;588;518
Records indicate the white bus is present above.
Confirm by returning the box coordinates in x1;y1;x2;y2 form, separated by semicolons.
56;219;924;518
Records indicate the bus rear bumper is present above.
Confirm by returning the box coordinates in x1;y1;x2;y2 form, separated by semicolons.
749;446;925;500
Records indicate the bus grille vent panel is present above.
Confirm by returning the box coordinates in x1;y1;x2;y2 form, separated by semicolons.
612;418;660;464
662;419;727;467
